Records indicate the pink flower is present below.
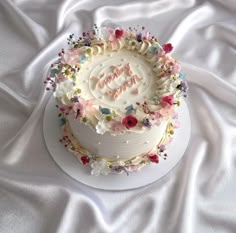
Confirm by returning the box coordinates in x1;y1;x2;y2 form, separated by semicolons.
56;74;67;83
108;28;125;50
62;49;82;66
156;49;166;57
153;112;162;126
73;102;84;119
159;106;176;119
84;101;98;117
147;153;159;163
173;119;180;128
161;95;174;107
73;97;97;119
122;115;138;129
171;62;181;74
109;120;125;133
162;43;173;53
156;50;170;63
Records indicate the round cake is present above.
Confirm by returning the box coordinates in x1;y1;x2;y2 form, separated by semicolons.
45;25;188;176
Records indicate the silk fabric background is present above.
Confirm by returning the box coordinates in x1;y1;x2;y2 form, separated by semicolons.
0;0;236;232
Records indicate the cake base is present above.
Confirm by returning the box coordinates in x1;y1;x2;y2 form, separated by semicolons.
43;96;191;190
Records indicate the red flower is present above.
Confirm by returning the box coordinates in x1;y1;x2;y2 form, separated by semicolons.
147;153;159;163
81;156;90;165
162;43;173;53
115;29;124;39
122;115;138;129
161;95;174;106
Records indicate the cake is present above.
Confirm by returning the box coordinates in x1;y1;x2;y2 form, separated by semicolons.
45;25;188;176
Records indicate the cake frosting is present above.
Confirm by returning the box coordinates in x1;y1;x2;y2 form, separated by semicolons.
45;25;188;176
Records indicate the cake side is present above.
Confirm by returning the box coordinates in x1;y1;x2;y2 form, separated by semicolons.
68;113;168;158
60;119;174;175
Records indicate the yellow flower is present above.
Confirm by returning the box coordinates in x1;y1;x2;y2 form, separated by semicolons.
61;64;74;79
82;117;87;122
86;48;92;55
105;115;112;121
169;130;174;135
111;110;118;117
73;88;81;95
131;40;136;46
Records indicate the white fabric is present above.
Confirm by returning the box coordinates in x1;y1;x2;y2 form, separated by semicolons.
0;0;236;232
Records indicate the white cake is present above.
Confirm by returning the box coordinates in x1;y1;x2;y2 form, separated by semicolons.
45;25;188;175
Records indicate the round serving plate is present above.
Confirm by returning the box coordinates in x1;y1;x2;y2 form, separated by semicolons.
43;96;191;190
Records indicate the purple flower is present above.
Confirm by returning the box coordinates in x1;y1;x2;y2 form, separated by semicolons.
143;118;152;128
71;96;79;102
159;144;166;152
136;33;142;42
111;166;129;176
181;80;188;92
177;80;188;92
84;38;91;46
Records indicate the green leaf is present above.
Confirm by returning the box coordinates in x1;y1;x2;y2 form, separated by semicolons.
60;117;66;126
148;44;160;54
99;106;111;115
125;104;136;114
50;69;58;77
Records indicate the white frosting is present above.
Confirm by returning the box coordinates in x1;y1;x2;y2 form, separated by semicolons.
68;113;168;159
77;49;156;109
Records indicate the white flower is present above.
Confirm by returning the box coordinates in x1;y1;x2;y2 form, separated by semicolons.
91;159;110;176
98;27;111;40
95;121;107;135
54;79;75;98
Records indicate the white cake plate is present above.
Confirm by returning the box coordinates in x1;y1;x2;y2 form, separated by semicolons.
43;96;191;190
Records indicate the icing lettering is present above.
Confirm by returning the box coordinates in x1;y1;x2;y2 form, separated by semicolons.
108;75;143;99
91;63;143;99
95;63;133;88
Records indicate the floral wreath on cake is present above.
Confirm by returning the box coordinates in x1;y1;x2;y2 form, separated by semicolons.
45;25;188;175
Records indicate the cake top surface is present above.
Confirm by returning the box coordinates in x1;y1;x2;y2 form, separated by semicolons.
46;25;188;135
